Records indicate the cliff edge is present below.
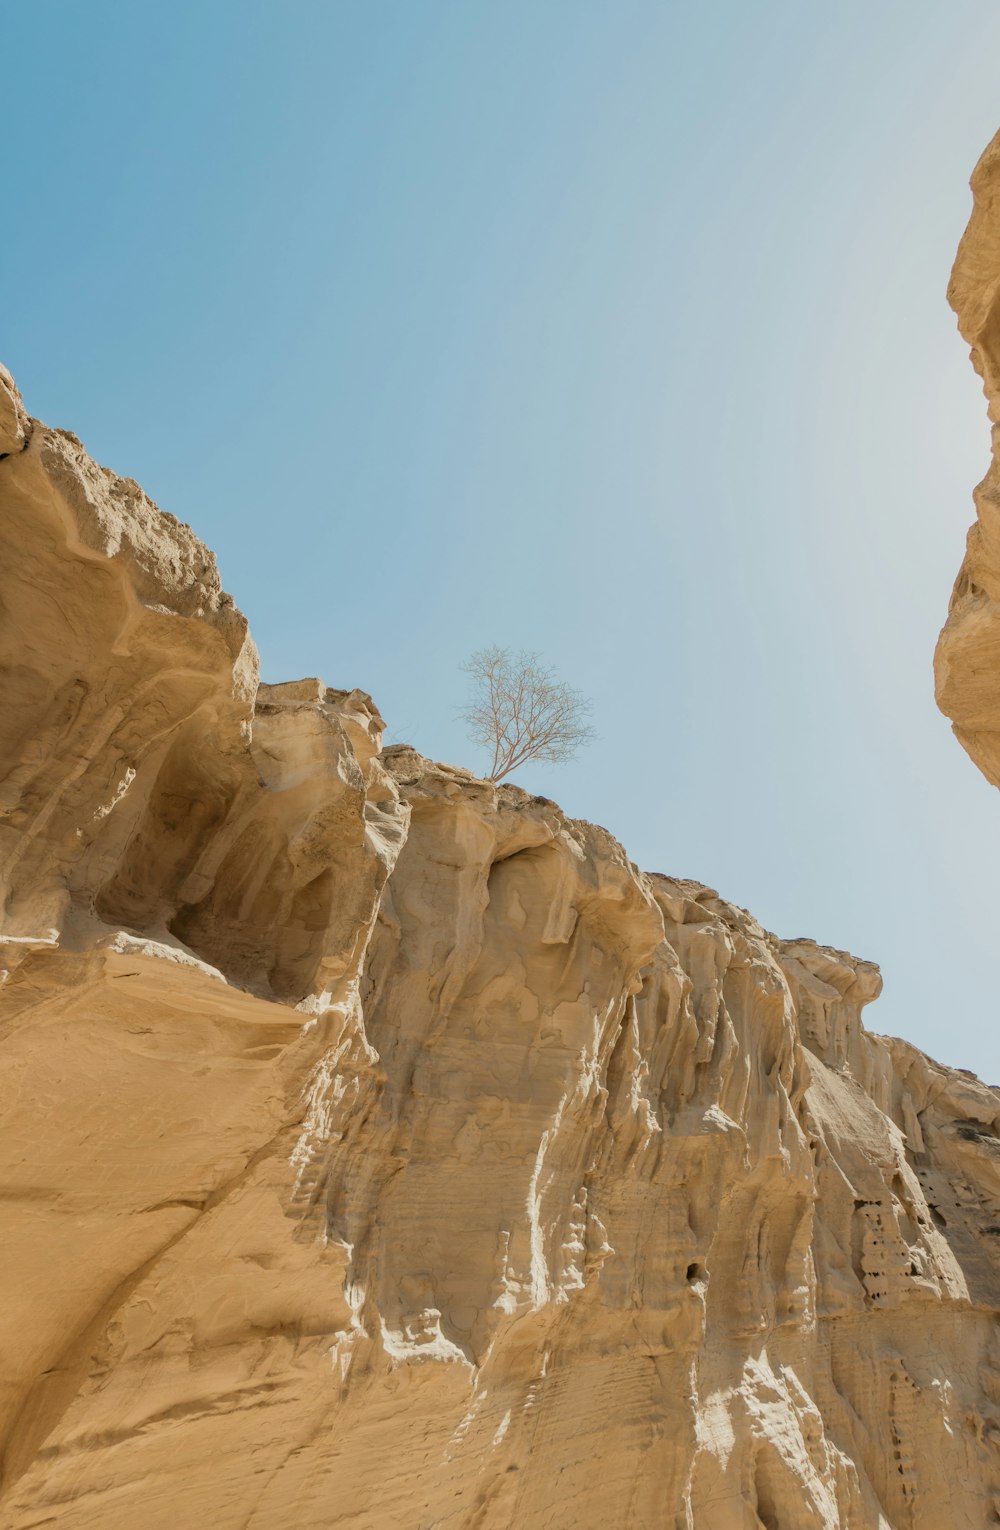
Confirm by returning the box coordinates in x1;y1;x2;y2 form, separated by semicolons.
2;352;1000;1530
937;130;1000;790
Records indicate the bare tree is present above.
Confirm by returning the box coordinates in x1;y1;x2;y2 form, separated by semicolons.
461;646;595;782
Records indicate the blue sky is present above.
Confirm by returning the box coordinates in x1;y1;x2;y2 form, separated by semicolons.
6;1;1000;1078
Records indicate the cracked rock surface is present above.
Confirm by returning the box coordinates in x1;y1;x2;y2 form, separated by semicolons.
3;342;1000;1529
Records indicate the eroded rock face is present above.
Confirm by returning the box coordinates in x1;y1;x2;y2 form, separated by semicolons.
2;368;1000;1530
936;130;1000;787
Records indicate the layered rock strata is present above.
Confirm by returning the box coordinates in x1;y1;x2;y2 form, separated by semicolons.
2;364;1000;1529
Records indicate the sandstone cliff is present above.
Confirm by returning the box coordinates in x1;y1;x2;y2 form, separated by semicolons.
937;129;1000;797
2;352;1000;1530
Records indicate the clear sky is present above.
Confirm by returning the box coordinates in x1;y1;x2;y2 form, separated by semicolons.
6;1;1000;1079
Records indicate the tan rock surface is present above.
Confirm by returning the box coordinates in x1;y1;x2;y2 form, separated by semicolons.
936;129;1000;786
3;360;1000;1529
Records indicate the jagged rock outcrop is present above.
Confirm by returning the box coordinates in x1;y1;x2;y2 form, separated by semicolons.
3;362;1000;1530
937;130;1000;788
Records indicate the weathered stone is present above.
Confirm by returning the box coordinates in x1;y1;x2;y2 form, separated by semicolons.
937;130;1000;787
1;322;999;1530
0;364;28;456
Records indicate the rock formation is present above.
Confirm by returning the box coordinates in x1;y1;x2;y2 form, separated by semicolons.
3;208;1000;1526
937;129;1000;797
